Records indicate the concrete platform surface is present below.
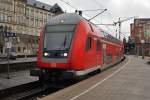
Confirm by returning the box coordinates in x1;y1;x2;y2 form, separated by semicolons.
41;56;150;100
0;57;37;65
0;70;38;90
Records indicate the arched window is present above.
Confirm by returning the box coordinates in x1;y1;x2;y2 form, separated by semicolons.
8;26;12;31
0;26;3;32
4;26;7;32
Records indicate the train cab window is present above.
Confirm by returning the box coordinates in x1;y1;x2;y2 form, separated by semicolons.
86;37;92;51
97;39;101;51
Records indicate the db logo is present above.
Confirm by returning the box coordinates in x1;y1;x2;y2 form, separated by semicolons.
51;63;56;67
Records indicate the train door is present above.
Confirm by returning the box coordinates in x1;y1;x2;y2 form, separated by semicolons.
84;35;98;68
96;39;101;66
84;36;92;67
102;43;106;64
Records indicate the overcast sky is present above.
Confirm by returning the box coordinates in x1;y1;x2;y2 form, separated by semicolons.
37;0;150;39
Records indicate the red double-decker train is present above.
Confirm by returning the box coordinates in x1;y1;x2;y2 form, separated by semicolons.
31;13;124;81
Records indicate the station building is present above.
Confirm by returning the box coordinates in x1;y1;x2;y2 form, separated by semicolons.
0;0;63;55
130;18;150;56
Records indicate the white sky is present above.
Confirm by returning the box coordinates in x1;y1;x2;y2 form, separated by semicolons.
37;0;150;40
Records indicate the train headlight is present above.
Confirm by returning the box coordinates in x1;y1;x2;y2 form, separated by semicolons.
64;53;68;57
44;52;49;56
60;19;64;23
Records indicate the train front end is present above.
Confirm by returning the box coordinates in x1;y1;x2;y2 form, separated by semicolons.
38;24;75;70
31;13;82;80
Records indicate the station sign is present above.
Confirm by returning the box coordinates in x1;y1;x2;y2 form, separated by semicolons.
6;42;12;49
3;32;17;37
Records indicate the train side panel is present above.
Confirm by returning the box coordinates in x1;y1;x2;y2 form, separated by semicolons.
69;20;88;71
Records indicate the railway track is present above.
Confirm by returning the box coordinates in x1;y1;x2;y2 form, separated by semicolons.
0;73;98;100
16;80;75;100
0;81;40;100
0;79;77;100
0;71;112;100
15;85;58;100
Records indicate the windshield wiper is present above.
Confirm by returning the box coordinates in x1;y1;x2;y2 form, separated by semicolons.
63;35;67;48
57;35;67;50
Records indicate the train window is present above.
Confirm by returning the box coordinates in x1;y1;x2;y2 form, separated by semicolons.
44;25;75;51
86;36;92;51
97;39;101;51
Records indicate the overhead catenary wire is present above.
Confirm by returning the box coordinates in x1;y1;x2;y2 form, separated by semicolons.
82;9;107;12
59;0;117;36
59;0;106;24
59;0;91;19
92;0;114;18
91;0;135;39
88;9;107;21
60;0;107;13
93;0;135;39
59;0;78;10
91;0;116;33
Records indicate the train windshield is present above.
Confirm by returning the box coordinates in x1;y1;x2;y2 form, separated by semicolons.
43;25;76;51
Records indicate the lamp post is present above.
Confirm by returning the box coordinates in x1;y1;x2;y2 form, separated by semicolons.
4;31;16;79
6;37;11;79
141;40;145;59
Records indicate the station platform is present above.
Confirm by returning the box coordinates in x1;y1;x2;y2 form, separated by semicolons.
0;57;36;65
0;57;37;73
41;56;150;100
0;70;38;91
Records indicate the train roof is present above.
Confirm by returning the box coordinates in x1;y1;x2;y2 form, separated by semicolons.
102;32;122;44
47;13;82;25
47;13;122;44
88;21;122;44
